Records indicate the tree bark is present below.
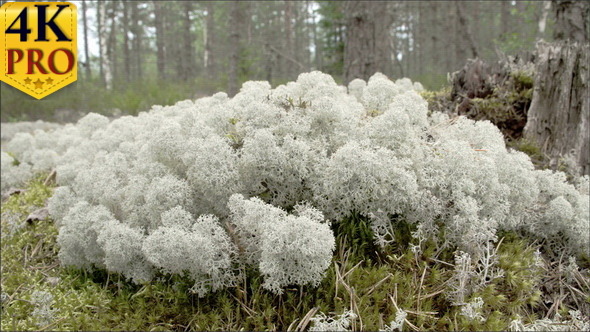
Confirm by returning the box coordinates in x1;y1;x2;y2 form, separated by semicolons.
154;1;166;80
538;1;552;38
500;1;510;41
98;0;112;90
455;2;478;59
180;2;194;82
553;0;589;43
343;1;393;83
204;1;216;79
130;2;142;79
283;1;294;79
81;0;91;80
524;41;589;175
310;1;322;71
107;1;117;83
97;0;104;85
122;0;131;81
228;0;243;96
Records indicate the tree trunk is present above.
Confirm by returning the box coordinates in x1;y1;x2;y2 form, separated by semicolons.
553;0;589;43
98;0;112;90
344;1;393;83
181;2;194;82
130;3;142;79
430;3;439;75
455;2;478;59
283;1;294;79
122;0;131;81
538;1;552;38
524;41;589;175
500;1;510;41
107;1;117;84
228;0;243;96
204;1;216;79
417;1;424;77
81;0;91;80
97;0;104;85
154;1;166;80
310;1;322;71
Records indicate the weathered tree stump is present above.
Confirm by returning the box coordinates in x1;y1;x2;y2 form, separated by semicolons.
524;41;589;175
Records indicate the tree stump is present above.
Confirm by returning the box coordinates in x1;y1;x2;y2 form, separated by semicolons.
524;41;589;175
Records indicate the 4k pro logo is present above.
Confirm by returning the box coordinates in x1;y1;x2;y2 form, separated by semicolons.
1;2;77;99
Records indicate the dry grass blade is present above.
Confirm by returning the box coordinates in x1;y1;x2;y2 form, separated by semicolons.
364;273;392;295
405;309;438;317
416;267;427;312
229;292;257;317
342;260;363;279
43;170;56;186
334;262;362;330
294;306;318;332
418;288;445;301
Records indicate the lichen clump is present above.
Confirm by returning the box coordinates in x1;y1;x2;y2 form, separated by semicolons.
1;71;588;297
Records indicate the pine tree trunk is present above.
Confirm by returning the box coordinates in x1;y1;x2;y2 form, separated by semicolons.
181;2;194;82
82;0;91;80
284;1;294;79
130;2;142;80
107;2;117;84
97;0;104;85
228;0;243;96
524;41;589;175
204;1;216;79
98;1;112;90
122;0;131;81
455;2;478;58
343;1;392;83
154;1;166;81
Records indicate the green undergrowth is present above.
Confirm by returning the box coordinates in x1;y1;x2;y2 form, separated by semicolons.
0;176;585;331
1;79;197;122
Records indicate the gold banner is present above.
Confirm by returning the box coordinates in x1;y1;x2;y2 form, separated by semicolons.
1;2;77;99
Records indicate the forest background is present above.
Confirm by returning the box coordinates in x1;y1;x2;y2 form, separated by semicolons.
0;0;559;122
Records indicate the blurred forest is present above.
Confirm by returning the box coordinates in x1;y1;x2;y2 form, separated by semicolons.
1;1;559;121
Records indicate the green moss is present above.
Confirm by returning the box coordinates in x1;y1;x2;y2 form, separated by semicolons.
507;138;549;170
511;71;534;92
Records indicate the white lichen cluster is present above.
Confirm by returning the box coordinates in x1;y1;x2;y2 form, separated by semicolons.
2;71;588;296
30;290;58;327
1;151;32;193
309;309;357;332
381;309;407;331
508;310;590;331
